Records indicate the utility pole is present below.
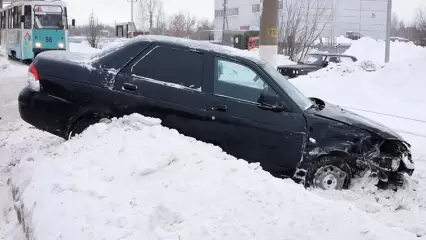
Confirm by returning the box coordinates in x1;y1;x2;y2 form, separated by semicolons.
259;0;278;68
128;0;137;38
221;0;228;42
385;0;392;63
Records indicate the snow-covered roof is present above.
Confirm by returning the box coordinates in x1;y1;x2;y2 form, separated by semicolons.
133;35;265;64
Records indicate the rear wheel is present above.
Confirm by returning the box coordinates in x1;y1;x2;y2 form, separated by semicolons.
305;155;352;190
68;117;101;139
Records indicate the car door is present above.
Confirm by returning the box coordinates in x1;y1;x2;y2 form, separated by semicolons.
205;57;308;177
112;44;211;140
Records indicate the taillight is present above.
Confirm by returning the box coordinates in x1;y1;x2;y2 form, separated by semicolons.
28;62;40;91
28;62;39;80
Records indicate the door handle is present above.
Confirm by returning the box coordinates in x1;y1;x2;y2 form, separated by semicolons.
211;104;227;112
122;83;137;91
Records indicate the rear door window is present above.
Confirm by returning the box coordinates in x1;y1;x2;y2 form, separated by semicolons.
131;46;203;90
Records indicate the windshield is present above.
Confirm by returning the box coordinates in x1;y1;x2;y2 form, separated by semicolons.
299;54;324;66
261;63;313;110
34;5;64;29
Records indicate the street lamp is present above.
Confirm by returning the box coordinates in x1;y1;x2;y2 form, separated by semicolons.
385;0;392;63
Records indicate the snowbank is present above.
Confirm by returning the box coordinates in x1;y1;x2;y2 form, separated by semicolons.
344;37;426;64
10;114;418;240
292;59;426;136
276;54;296;65
291;37;426;236
69;42;101;54
0;46;10;72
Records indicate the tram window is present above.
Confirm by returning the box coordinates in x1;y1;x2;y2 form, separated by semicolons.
24;5;31;29
15;7;21;28
8;9;12;29
13;7;17;28
0;12;4;29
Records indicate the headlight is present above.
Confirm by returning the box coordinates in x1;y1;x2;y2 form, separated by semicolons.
401;152;415;170
58;43;64;48
35;42;41;48
391;158;400;171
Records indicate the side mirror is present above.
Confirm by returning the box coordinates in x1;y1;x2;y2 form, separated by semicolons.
71;19;75;27
258;94;288;112
20;15;25;23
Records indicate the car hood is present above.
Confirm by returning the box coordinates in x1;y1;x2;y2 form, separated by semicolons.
277;64;322;70
308;98;405;141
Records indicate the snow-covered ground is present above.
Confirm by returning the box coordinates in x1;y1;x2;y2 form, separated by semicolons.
1;38;426;239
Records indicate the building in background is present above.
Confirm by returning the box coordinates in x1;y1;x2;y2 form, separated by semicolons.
213;0;388;42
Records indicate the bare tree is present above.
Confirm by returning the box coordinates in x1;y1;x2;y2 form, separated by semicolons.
86;11;100;48
155;1;166;32
415;7;426;45
191;19;214;40
278;0;333;61
138;0;160;31
391;13;399;36
168;12;196;38
184;13;196;36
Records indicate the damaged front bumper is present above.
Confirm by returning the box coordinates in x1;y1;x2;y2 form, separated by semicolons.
362;145;415;185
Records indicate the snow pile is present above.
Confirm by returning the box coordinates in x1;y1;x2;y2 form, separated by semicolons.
292;60;426;133
98;39;127;50
0;122;60;240
307;60;379;78
276;54;296;66
9;114;418;240
69;42;101;54
344;37;426;63
291;41;426;237
0;46;10;72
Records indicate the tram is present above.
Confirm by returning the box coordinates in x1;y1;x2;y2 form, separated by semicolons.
0;0;74;61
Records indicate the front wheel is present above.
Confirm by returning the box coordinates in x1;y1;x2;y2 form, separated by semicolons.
305;155;352;190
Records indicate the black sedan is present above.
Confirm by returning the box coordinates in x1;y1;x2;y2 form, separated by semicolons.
19;35;413;190
278;53;358;79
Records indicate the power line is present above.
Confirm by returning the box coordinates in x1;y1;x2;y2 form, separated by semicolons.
341;105;426;139
342;105;426;124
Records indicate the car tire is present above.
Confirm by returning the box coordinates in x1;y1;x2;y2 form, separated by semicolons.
68;116;101;139
305;155;352;190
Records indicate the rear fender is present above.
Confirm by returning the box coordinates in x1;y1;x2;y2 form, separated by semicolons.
67;104;119;133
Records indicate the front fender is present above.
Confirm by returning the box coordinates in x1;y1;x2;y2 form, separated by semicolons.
293;114;373;181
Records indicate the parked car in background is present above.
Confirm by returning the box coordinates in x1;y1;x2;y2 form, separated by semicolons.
278;53;358;79
19;36;413;190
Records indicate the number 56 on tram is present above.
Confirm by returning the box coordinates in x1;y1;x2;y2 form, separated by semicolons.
0;0;75;61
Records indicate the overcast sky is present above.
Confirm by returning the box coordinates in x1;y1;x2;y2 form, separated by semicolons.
65;0;426;26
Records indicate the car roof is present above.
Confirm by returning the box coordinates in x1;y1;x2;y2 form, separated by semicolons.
308;53;356;58
127;35;267;64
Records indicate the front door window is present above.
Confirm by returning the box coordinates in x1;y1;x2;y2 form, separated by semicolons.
215;58;279;105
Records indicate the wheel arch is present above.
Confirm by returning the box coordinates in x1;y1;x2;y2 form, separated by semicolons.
66;104;119;138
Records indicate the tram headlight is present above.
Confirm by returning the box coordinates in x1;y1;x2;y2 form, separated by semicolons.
58;43;64;48
35;42;42;48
